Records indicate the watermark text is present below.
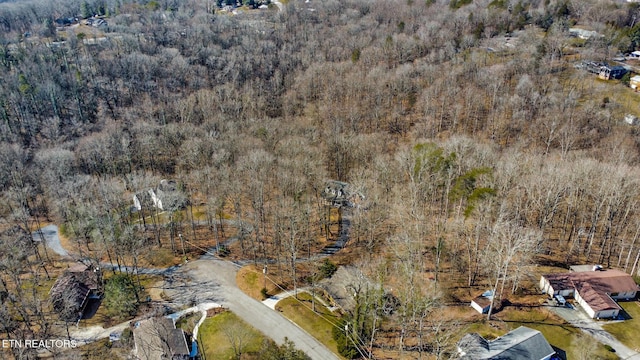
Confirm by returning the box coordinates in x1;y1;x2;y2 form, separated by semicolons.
1;339;77;349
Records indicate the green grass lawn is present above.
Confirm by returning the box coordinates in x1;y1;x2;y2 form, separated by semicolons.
275;292;342;357
602;301;640;351
467;307;618;360
197;311;267;360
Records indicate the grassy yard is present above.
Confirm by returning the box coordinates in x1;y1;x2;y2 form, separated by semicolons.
275;292;342;358
466;307;617;360
602;301;640;351
197;311;267;360
236;265;286;301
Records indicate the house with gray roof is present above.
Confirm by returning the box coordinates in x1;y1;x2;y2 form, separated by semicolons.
133;317;189;360
457;326;555;360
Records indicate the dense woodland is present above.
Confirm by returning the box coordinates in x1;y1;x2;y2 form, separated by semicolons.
3;0;640;357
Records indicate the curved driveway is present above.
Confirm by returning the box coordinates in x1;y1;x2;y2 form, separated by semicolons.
33;224;68;256
163;258;340;360
40;224;341;360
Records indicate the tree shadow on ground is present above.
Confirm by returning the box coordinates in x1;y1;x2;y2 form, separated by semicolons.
535;256;570;270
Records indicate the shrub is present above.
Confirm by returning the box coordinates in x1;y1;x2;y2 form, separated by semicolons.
319;259;337;279
103;273;139;320
332;317;359;359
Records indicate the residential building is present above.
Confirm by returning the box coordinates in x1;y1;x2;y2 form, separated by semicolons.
49;263;101;322
630;75;640;90
540;268;638;319
133;179;187;212
471;296;492;314
321;180;365;208
598;65;628;80
133;317;190;360
457;326;555;360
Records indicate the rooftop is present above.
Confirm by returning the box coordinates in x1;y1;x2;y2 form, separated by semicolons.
49;274;91;321
543;269;638;295
472;296;492;308
576;283;620;312
134;317;189;360
458;326;555;360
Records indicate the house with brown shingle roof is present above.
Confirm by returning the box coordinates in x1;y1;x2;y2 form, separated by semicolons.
49;263;101;322
540;268;638;319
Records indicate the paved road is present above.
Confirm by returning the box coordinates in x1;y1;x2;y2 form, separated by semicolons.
164;259;340;360
548;305;640;359
33;224;68;256
40;223;343;360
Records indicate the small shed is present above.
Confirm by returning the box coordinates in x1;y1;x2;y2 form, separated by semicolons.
471;296;492;314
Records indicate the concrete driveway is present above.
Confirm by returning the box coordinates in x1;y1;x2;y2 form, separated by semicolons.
40;224;341;360
163;259;341;360
33;224;68;256
548;305;640;359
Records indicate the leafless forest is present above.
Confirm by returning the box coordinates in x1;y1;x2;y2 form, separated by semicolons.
2;0;640;357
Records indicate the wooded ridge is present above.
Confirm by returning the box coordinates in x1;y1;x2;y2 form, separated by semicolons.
2;0;640;358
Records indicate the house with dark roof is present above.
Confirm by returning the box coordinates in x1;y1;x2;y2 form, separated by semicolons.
598;65;628;80
133;317;190;360
540;268;638;319
49;263;101;322
457;326;555;360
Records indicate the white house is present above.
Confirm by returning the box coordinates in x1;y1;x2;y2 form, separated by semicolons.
133;180;186;212
540;268;638;319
